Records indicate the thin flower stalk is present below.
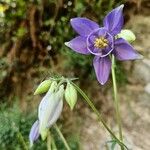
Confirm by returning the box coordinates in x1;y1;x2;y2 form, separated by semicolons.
54;124;71;150
71;82;128;149
47;131;52;150
51;136;58;150
111;55;124;150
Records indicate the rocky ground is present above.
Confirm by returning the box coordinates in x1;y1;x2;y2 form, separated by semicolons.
79;14;150;150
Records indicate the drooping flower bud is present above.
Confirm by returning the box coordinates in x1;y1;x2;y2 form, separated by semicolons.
38;81;57;121
47;85;64;128
117;29;136;43
29;120;40;147
34;79;52;95
65;82;77;110
38;85;64;140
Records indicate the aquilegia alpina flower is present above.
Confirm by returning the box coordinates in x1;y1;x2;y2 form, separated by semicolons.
65;5;142;85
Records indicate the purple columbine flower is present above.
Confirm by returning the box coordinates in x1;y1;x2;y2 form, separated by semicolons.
65;5;142;85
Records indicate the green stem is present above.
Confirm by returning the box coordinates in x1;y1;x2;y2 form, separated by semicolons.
54;124;71;150
111;55;124;150
47;131;52;150
51;136;58;150
71;82;128;149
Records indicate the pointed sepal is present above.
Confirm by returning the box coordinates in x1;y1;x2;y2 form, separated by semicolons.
65;82;77;110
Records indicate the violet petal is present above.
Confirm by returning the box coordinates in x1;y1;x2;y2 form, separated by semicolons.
103;5;124;35
93;56;111;85
65;36;90;54
29;120;40;147
70;17;99;36
113;38;143;60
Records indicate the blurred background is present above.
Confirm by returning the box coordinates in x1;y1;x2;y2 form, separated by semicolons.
0;0;150;149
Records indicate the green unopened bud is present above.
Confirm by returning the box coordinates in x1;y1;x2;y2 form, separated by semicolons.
34;79;52;95
117;29;136;43
65;82;77;110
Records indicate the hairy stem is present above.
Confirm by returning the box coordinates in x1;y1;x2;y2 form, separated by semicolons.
111;55;124;150
47;131;51;150
51;135;58;150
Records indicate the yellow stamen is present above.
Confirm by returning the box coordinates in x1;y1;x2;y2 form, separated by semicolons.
94;37;108;49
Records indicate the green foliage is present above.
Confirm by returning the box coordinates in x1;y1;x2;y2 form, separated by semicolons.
0;102;27;149
15;27;27;38
0;102;79;150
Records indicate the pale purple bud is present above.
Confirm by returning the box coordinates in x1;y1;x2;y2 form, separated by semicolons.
29;120;40;147
47;99;63;127
38;85;64;140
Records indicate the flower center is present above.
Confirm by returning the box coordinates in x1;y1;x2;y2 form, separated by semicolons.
94;37;108;49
